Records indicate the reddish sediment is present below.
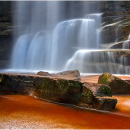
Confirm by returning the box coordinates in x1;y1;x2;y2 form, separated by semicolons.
0;95;130;129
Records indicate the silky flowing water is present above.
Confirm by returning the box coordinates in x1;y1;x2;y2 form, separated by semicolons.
9;1;130;74
0;94;130;129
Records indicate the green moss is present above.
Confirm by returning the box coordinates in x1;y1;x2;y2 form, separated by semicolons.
98;73;115;85
80;87;93;104
97;85;112;97
34;77;82;99
81;92;87;96
74;82;80;87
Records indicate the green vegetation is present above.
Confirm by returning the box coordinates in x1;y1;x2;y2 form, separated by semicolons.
97;85;112;97
98;72;115;85
80;87;94;104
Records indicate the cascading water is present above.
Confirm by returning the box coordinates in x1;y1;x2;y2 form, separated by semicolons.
11;1;102;73
123;34;130;49
50;17;101;71
11;1;63;71
64;50;130;74
10;1;130;74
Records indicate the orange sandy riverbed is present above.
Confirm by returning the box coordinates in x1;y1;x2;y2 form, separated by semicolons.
0;75;130;129
0;95;130;129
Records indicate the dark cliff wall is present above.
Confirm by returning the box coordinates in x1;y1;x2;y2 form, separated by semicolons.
0;1;13;69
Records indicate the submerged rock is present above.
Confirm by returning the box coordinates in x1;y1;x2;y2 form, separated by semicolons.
98;72;130;94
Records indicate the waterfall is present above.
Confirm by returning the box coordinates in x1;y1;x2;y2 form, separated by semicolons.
123;34;130;49
50;16;101;71
10;1;130;74
11;1;102;72
64;50;130;74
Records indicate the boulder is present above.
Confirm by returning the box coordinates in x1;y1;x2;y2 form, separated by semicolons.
83;82;112;97
33;77;82;104
0;73;33;95
98;72;130;94
33;76;117;111
78;85;117;111
54;70;80;80
55;70;80;77
37;71;51;76
0;73;117;111
95;96;117;111
37;70;80;81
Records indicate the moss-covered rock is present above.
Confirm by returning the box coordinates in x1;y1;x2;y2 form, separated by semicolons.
79;86;94;107
33;77;82;104
98;72;130;94
97;85;112;97
83;82;112;97
78;85;116;111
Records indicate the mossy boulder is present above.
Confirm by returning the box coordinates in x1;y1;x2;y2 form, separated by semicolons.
98;72;130;94
83;82;112;97
97;85;112;97
33;77;82;104
33;76;116;111
78;85;116;111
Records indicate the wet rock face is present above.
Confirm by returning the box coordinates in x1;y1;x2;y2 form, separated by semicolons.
98;72;130;94
101;14;130;44
109;41;130;49
0;74;33;95
95;97;117;111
